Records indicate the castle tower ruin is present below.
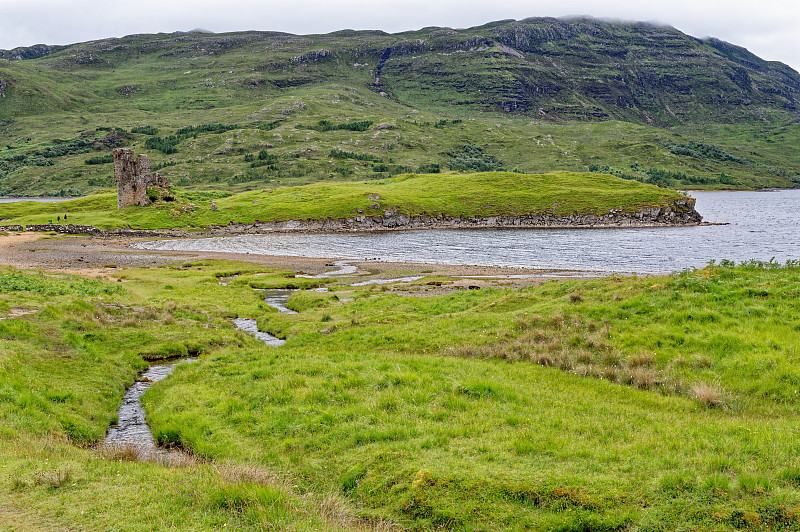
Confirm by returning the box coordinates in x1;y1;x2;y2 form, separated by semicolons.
113;148;169;208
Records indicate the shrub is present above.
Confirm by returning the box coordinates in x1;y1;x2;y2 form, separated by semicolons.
176;123;238;136
416;163;441;173
84;153;114;165
329;148;378;161
130;125;159;135
144;136;181;154
447;144;503;172
312;120;373;132
258;121;281;131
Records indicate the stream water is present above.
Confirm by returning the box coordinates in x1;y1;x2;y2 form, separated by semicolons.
104;359;196;455
105;289;291;452
256;289;298;314
232;318;286;346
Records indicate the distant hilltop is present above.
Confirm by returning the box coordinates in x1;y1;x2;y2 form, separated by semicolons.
1;16;799;198
0;16;798;126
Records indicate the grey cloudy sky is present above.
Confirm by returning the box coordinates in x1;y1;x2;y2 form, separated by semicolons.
2;0;799;71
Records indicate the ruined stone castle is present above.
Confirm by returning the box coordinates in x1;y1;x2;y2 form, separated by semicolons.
113;148;170;208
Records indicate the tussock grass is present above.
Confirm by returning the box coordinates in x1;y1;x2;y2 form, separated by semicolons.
4;260;800;530
691;381;726;409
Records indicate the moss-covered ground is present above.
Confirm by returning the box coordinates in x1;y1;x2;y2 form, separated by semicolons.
2;255;800;530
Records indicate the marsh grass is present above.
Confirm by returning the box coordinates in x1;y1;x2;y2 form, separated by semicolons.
4;260;800;530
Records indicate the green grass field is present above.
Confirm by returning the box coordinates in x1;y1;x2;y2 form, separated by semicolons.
0;171;691;230
2;257;800;530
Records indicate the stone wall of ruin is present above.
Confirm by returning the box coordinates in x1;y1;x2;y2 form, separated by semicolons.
113;148;169;208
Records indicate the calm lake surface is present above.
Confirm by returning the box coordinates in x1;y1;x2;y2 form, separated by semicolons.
0;197;74;203
135;190;800;274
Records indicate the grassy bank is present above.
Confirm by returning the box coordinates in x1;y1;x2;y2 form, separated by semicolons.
0;171;689;230
2;256;800;530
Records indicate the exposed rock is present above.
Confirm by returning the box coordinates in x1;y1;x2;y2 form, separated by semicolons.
0;79;6;98
113;148;171;208
291;49;332;64
95;130;132;149
15;197;704;238
116;85;139;96
279;102;308;115
0;44;66;61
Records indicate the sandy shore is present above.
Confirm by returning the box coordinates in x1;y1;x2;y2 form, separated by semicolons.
0;232;604;288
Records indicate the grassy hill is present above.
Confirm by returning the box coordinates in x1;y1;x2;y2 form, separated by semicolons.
1;18;800;196
0;171;690;230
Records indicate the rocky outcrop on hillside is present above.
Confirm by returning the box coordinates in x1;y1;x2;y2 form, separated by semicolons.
0;44;66;61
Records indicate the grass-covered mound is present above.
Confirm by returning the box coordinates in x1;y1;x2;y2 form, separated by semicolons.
2;259;800;530
0;171;689;230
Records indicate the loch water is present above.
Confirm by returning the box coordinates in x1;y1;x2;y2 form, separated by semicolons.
0;197;74;203
134;190;800;274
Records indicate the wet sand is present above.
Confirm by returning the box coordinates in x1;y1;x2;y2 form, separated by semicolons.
0;232;604;287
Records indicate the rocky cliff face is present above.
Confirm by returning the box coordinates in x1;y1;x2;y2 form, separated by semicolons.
377;17;800;124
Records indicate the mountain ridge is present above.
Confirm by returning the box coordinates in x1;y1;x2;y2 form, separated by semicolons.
1;16;799;196
1;17;799;126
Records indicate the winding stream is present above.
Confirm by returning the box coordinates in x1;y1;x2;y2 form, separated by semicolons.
256;289;298;314
105;290;292;452
232;318;286;346
104;359;196;455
